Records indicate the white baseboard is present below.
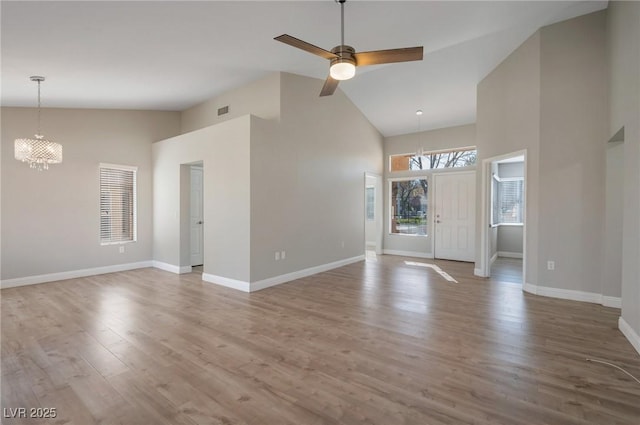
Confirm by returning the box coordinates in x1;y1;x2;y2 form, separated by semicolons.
523;282;621;308
250;255;365;292
202;256;365;293
1;261;153;289
602;296;622;309
474;268;487;277
490;252;498;264
497;251;523;259
202;273;250;292
619;317;640;356
152;261;192;274
383;249;434;259
523;282;537;294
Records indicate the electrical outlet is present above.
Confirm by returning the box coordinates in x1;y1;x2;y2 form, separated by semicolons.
547;260;555;271
281;251;286;260
119;246;125;254
275;251;280;261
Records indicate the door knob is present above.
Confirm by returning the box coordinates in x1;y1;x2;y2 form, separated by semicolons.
436;220;441;223
197;221;203;224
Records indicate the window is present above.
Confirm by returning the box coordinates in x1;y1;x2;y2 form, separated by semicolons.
492;177;524;225
390;147;476;172
390;178;428;235
366;187;375;221
100;164;137;244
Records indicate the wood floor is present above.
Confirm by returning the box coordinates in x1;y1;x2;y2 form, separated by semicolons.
491;257;523;284
2;255;639;425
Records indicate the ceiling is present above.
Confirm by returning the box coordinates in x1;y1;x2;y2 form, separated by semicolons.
1;1;607;137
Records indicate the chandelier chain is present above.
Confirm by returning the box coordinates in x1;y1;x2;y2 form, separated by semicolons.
37;79;42;137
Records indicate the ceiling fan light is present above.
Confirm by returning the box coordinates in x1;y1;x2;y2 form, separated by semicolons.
330;61;356;81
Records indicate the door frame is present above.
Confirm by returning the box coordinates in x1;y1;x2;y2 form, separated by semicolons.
364;172;383;255
190;164;204;266
477;150;527;286
432;170;476;261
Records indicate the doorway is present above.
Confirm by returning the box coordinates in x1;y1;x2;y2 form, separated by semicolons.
190;164;204;267
433;171;475;262
480;151;526;284
364;173;383;258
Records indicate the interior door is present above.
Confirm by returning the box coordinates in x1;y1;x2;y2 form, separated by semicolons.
190;166;204;266
434;171;475;262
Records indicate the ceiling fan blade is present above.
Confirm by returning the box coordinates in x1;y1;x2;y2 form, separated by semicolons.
354;46;423;66
274;34;338;60
320;75;339;97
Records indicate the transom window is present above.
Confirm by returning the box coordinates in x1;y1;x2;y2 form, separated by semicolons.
390;147;477;172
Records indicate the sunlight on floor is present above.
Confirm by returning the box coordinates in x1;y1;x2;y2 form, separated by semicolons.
404;261;458;283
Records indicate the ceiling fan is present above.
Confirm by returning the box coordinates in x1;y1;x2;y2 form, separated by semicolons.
274;0;423;97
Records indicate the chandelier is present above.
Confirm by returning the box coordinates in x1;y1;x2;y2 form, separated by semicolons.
14;76;62;171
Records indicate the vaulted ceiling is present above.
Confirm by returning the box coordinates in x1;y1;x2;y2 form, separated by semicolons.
1;1;607;137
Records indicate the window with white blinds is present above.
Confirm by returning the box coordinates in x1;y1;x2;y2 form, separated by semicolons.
492;177;524;225
100;164;137;244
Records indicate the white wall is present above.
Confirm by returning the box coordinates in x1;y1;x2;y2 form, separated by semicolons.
607;1;640;351
1;107;180;284
152;116;251;282
384;124;476;257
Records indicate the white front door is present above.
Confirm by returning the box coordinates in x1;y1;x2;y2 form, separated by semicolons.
190;166;204;266
434;171;475;262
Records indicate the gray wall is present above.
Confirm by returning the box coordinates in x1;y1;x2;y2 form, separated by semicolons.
476;31;541;284
180;73;280;134
384;124;476;257
1;108;180;280
538;10;607;294
477;11;608;298
249;73;384;282
152;116;252;281
607;1;640;345
603;141;624;298
497;227;523;255
153;72;384;284
498;162;524;178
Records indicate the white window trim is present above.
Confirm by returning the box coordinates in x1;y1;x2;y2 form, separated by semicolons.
388;176;429;237
388;146;477;173
99;163;138;245
491;175;524;226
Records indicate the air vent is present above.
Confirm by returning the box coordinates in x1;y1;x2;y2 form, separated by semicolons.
217;106;229;116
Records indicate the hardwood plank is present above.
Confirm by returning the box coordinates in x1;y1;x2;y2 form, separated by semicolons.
2;256;639;424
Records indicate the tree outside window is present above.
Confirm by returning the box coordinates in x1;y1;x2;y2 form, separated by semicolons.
390;179;428;235
390;148;476;172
